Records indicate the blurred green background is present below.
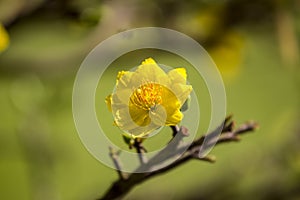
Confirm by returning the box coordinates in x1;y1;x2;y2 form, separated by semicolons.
1;0;300;199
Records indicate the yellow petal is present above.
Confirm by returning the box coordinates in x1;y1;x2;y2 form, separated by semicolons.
115;105;149;130
114;108;137;130
149;105;182;126
170;84;193;106
115;70;134;105
149;105;167;126
114;88;132;105
165;108;183;126
116;70;133;89
142;57;157;65
117;70;128;80
167;67;192;106
114;105;160;137
130;58;169;86
175;68;187;79
128;123;159;138
157;86;183;126
168;68;187;84
160;86;179;105
129;102;151;127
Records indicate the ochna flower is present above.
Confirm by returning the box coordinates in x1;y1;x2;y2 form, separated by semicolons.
106;58;192;138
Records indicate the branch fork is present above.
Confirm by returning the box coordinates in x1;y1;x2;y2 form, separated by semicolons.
100;116;258;200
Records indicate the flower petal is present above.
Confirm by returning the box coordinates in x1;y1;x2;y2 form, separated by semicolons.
158;86;183;126
129;102;151;127
116;70;133;89
128;123;159;138
130;58;169;86
114;108;141;131
114;104;150;129
149;105;167;126
114;104;161;137
115;71;134;102
114;88;132;105
170;84;193;106
142;58;157;65
117;70;128;80
168;68;187;84
165;108;183;125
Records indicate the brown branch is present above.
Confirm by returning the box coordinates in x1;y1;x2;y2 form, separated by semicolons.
99;117;258;200
133;138;148;165
109;146;126;180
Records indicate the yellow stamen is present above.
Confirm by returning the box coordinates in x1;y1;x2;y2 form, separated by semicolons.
131;83;163;110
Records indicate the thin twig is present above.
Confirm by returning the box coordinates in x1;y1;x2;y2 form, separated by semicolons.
109;146;126;180
133;139;148;165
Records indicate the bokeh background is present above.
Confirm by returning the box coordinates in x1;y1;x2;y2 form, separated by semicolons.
1;0;300;199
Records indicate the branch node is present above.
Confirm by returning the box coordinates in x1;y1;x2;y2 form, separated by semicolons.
179;126;190;137
192;153;216;163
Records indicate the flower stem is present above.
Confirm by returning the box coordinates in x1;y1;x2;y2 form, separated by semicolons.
133;139;148;165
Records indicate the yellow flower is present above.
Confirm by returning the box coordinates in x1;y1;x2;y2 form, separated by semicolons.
106;58;192;138
0;23;9;53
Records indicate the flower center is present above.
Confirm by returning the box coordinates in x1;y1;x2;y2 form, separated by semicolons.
131;83;163;110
